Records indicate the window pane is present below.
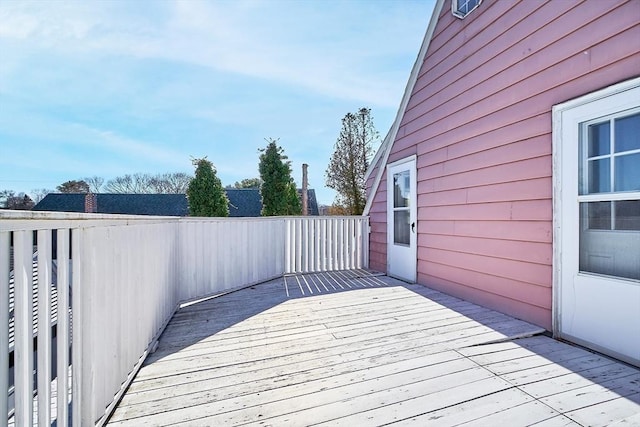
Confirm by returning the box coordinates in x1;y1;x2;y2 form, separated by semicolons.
393;170;410;208
394;210;410;245
457;0;479;14
588;158;610;193
615;200;640;231
580;202;640;281
614;153;640;192
614;113;640;153
588;121;610;157
585;201;611;230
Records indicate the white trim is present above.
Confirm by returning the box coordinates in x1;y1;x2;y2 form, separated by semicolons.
363;0;445;216
387;154;417;169
552;77;640;114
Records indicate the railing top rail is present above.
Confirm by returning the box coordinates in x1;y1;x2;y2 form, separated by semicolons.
0;211;370;232
0;211;180;232
0;210;180;220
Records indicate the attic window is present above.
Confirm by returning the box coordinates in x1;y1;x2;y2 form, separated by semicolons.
452;0;482;19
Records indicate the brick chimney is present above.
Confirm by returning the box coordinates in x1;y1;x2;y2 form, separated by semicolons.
84;193;97;213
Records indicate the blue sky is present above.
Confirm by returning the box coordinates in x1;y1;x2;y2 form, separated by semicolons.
0;0;434;205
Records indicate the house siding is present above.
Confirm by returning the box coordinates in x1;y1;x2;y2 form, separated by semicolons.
367;0;640;329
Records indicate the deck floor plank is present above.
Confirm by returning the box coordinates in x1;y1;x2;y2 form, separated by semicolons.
107;273;640;427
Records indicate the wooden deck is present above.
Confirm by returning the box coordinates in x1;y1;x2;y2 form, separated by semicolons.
107;271;640;426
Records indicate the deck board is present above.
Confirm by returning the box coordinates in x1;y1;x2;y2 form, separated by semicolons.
107;273;640;426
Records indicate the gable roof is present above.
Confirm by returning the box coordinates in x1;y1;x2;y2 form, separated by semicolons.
33;189;320;217
363;0;445;215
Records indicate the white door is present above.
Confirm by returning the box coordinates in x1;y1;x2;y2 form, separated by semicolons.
555;78;640;366
387;156;417;282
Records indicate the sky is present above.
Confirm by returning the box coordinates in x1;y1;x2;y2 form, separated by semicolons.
0;0;434;205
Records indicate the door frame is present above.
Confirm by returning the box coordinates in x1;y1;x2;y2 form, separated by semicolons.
552;77;640;365
386;155;417;282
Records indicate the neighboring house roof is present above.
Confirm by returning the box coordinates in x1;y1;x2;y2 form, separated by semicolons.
298;189;320;216
33;190;320;217
226;189;262;217
34;193;189;216
363;0;445;215
32;193;86;213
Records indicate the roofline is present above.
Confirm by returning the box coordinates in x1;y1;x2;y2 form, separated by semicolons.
363;0;445;216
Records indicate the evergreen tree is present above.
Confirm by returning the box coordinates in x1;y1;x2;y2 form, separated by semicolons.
187;157;229;217
258;139;301;216
230;178;262;189
325;107;379;215
57;180;90;193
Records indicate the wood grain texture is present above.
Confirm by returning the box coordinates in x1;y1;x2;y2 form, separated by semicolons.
106;274;639;426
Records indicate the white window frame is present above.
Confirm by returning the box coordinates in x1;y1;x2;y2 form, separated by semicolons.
579;108;640;230
452;0;482;19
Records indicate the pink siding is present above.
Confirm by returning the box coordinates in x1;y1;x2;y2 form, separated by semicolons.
368;0;640;329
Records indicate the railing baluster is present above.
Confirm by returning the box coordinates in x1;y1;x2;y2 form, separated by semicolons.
37;230;52;427
321;219;327;271
71;228;84;426
295;219;302;274
13;230;33;426
304;219;309;272
285;219;291;274
57;229;70;427
0;232;9;427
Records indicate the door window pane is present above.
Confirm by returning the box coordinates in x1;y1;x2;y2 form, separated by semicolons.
614;113;640;152
580;202;640;281
588;159;610;193
588;121;610;156
614;153;640;192
585;201;611;230
615;200;640;231
394;210;410;245
393;170;410;208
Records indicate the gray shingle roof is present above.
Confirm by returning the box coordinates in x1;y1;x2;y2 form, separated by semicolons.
33;190;320;217
225;189;262;217
33;193;188;216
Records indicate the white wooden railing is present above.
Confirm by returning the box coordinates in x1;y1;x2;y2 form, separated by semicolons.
0;212;369;427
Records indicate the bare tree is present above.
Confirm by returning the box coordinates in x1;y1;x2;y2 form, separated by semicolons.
104;172;192;193
151;172;192;193
0;190;13;208
84;176;104;193
31;188;53;204
1;191;35;210
104;174;145;193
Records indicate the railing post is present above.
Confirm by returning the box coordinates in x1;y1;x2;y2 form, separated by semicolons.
13;230;34;427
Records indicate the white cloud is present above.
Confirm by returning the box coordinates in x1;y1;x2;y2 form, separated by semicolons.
0;0;428;108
